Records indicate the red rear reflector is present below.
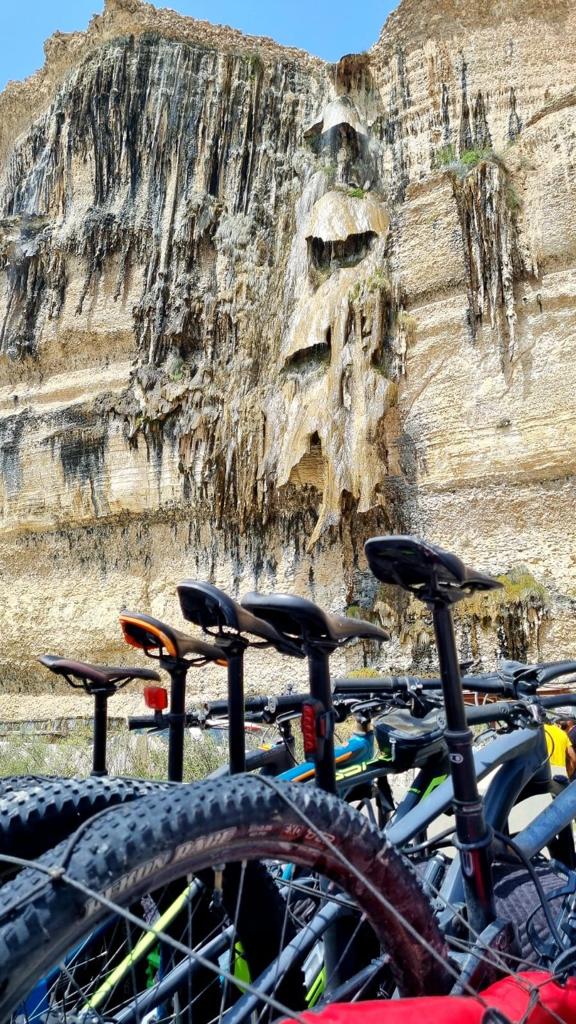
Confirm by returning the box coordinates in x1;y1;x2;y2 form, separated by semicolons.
144;685;168;711
301;701;318;758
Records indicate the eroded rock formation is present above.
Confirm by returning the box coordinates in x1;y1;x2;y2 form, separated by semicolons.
1;0;575;691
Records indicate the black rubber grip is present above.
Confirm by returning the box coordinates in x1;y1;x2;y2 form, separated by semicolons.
460;675;515;695
465;691;576;724
537;662;576;685
539;693;576;710
333;677;410;694
205;694;309;720
464;702;516;724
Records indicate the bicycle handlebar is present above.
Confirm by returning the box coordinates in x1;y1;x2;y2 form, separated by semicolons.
335;660;576;698
128;715;161;731
334;674;511;695
465;702;519;725
128;670;576;734
208;694;308;718
465;692;576;726
539;693;576;709
535;661;576;685
333;677;417;693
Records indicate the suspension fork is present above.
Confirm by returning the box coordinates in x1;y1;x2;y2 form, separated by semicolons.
432;602;496;935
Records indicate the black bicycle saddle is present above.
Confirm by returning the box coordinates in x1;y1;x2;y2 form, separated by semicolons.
177;581;304;658
39;655;160;691
119;611;228;664
364;535;502;605
241;592;389;653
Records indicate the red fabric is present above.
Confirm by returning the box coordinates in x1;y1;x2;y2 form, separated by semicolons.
284;972;576;1023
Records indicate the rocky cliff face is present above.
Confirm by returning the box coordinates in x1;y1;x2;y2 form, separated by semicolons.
1;0;575;693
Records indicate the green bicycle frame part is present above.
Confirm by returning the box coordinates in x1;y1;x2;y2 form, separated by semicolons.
84;880;200;1012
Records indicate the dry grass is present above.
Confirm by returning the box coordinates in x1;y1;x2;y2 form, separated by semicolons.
0;725;229;781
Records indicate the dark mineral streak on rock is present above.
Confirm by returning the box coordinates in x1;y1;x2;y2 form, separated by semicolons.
0;412;28;497
508;87;522;140
451;159;526;359
472;92;492;150
459;60;474;153
441;84;451;143
47;406;109;515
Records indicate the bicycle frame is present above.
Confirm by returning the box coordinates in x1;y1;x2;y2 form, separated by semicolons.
386;720;576;919
282;732;375;783
386;727;545;847
517;778;576;858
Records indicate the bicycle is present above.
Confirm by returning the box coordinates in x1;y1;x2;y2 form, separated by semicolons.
0;604;311;882
4;538;576;1022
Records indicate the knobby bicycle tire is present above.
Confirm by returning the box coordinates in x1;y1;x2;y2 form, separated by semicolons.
0;777;305;1017
0;775;171;871
0;775;451;1019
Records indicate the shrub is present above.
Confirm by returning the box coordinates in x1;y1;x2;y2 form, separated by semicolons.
435;143;456;167
460;147;493;168
505;183;522;214
0;727;230;782
457;567;550;623
396;310;417;342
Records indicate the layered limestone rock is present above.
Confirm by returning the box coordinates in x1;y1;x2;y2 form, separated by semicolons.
0;0;576;692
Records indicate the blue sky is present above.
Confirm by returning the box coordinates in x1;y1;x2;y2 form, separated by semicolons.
0;1;398;92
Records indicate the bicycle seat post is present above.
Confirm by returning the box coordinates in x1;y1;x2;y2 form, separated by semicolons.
307;646;336;794
163;658;187;783
364;535;502;937
432;601;496;933
92;686;112;777
217;637;247;776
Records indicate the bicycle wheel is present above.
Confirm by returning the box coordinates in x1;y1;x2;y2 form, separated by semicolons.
0;775;452;1022
0;775;171;875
